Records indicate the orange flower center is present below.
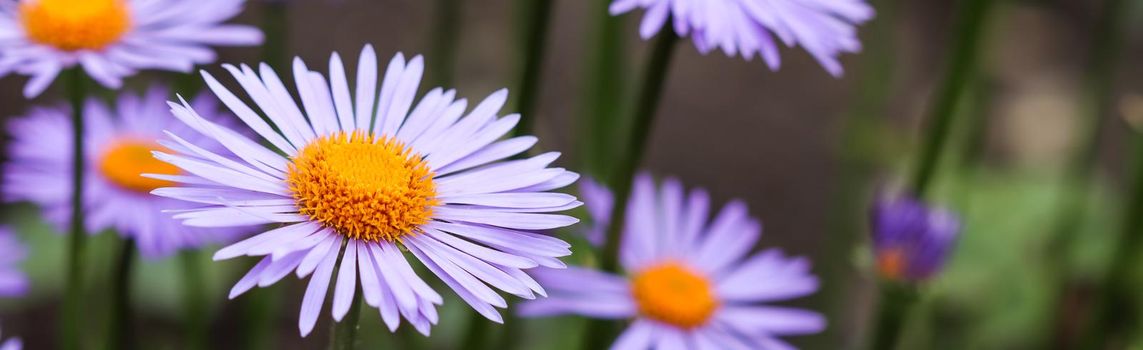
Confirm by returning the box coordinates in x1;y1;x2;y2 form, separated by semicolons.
20;0;131;51
99;139;180;193
287;131;438;242
877;247;907;280
630;262;720;328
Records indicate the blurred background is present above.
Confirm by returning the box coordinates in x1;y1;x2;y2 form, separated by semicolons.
2;0;1143;348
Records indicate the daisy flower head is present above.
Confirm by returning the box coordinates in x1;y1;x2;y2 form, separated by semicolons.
870;194;960;282
520;174;824;349
154;45;580;337
4;86;246;258
0;0;263;97
0;227;28;297
610;0;874;76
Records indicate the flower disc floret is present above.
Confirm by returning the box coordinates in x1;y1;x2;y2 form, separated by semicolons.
287;131;438;242
20;0;131;51
99;139;179;193
631;262;719;328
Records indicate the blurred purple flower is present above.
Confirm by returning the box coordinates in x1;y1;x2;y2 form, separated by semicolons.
0;0;263;97
154;45;579;337
0;228;28;297
611;0;874;76
870;195;960;282
4;86;247;259
0;326;19;350
578;176;613;246
520;174;823;349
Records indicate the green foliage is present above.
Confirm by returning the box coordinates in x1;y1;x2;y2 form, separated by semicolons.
899;168;1119;349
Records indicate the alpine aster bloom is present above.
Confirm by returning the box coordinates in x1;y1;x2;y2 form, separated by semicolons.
610;0;874;76
153;45;579;336
870;195;960;282
4;86;244;258
0;0;263;97
0;228;28;297
520;175;824;349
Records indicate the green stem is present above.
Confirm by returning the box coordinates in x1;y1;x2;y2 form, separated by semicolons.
577;0;627;180
509;0;554;137
908;0;992;198
181;250;208;350
235;5;290;349
865;0;991;347
460;315;491;350
1084;136;1143;348
329;241;361;350
815;0;895;347
581;318;619;350
598;22;678;275
239;280;278;350
262;1;289;69
494;1;554;345
107;239;136;350
495;305;521;350
1044;0;1130;347
330;287;363;350
867;282;919;350
584;26;679;350
428;0;461;88
62;67;88;350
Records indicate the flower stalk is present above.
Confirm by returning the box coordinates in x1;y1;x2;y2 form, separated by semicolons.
262;1;289;69
868;281;918;350
181;250;208;350
577;0;628;181
235;3;291;348
583;23;679;350
61;67;88;350
108;238;137;350
868;0;990;348
330;241;362;350
429;0;461;88
508;0;554;137
908;0;991;198
597;23;678;274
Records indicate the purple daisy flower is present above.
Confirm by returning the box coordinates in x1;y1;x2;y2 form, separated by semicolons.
611;0;874;76
870;194;960;281
520;174;823;349
0;0;263;97
153;45;579;337
0;227;28;297
4;86;245;258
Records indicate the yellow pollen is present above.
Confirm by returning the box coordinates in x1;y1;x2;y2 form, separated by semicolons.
630;262;719;328
20;0;131;51
99;139;180;193
287;131;438;242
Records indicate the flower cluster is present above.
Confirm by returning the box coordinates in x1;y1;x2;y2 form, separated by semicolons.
0;0;912;348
